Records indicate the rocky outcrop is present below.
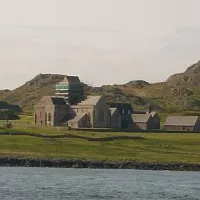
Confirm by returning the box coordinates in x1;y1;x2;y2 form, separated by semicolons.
167;61;200;87
125;80;150;87
0;157;200;171
25;73;64;87
2;60;200;113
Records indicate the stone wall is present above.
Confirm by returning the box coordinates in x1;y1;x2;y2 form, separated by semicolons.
93;99;110;128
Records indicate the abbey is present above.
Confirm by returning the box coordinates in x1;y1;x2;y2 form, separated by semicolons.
34;76;111;128
34;76;160;130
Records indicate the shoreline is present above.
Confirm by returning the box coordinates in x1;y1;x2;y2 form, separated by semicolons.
0;157;200;171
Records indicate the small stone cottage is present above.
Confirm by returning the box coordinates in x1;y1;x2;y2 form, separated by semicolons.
129;111;160;130
164;116;200;131
129;113;152;130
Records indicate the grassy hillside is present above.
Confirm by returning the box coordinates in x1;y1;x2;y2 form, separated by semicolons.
0;130;199;164
0;116;200;163
0;74;64;113
1;61;200;115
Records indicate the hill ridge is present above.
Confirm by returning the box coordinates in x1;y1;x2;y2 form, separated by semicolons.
1;61;200;113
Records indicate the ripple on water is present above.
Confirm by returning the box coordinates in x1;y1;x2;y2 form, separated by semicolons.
0;168;200;200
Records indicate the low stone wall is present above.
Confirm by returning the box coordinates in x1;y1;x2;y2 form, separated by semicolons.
0;158;200;171
72;128;200;134
0;132;144;141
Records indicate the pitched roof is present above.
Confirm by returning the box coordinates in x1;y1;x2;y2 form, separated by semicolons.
37;96;52;105
37;96;66;106
108;102;133;113
78;96;102;106
164;116;199;126
132;114;151;123
59;76;80;84
51;97;66;105
110;108;118;116
108;102;132;108
150;111;157;117
68;113;87;123
66;76;80;83
134;110;157;117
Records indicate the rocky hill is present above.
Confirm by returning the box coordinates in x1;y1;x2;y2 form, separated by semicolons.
167;61;200;87
0;74;65;112
1;61;200;114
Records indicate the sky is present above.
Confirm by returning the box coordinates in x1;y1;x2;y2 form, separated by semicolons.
0;0;200;89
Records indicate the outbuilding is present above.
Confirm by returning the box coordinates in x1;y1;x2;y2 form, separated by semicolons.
108;103;133;129
164;116;200;131
129;114;152;130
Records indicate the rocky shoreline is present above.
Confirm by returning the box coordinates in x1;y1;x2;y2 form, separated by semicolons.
0;157;200;171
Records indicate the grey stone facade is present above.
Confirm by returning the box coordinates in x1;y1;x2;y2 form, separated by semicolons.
34;95;111;128
34;76;162;130
164;116;200;131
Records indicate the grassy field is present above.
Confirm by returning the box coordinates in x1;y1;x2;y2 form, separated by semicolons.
0;129;200;164
0;116;200;164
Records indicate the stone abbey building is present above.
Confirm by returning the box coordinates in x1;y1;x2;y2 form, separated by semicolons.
55;76;84;105
34;75;160;130
34;76;111;128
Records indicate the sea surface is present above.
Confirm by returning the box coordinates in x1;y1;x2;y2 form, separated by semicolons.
0;167;199;200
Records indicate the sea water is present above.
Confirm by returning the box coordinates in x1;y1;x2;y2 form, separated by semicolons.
0;167;199;200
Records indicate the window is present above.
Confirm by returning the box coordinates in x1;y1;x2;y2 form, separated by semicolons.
48;113;52;122
34;114;37;124
45;113;47;125
99;112;104;122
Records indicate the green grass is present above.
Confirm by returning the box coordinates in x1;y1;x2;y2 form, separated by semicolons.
0;131;200;164
0;115;200;164
0;115;70;135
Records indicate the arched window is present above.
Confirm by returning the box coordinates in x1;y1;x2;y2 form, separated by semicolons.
48;113;52;122
34;113;37;124
45;113;47;125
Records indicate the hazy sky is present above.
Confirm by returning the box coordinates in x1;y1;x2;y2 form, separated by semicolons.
0;0;200;89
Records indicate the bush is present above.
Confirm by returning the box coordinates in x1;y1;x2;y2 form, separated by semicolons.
0;109;20;120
